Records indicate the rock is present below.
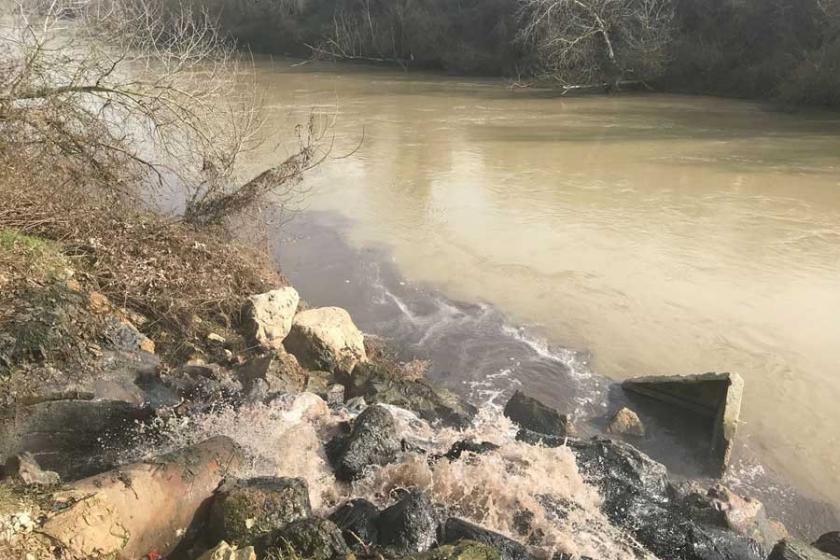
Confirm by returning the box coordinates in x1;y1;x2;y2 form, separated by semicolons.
87;291;111;313
769;540;837;560
41;436;244;559
327;404;402;481
607;407;645;437
207;333;227;345
3;452;60;486
329;498;381;547
437;440;500;462
707;484;785;548
244;287;300;350
442;518;530;560
234;351;307;395
161;363;243;409
102;316;154;354
326;384;346;406
378;490;439;554
258;518;350;560
198;541;256;560
814;533;840;558
622;372;744;475
284;307;367;374
208;477;312;547
412;540;502;560
345;362;477;428
568;436;764;560
503;390;570;437
0;397;153;479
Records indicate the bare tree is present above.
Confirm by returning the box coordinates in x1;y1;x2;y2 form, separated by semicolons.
0;0;319;225
517;0;674;90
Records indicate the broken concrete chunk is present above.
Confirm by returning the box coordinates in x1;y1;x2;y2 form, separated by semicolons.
622;372;743;475
503;390;570;437
41;436;244;559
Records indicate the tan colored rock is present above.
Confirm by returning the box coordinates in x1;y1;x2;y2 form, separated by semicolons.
708;484;787;548
88;291;111;314
284;307;367;374
607;407;645;437
139;336;155;354
245;287;300;350
198;541;256;560
41;436;243;560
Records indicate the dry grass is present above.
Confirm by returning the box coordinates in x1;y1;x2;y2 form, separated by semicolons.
0;173;286;363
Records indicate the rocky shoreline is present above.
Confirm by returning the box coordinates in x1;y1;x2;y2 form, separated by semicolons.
1;243;838;560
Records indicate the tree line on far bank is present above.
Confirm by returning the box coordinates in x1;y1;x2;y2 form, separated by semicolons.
195;0;840;108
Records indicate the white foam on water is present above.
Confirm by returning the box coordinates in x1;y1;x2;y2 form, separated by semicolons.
133;398;653;560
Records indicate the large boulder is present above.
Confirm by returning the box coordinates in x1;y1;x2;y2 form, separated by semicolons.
442;518;530;560
327;404;402;481
503;391;570;437
815;533;840;558
258;518;350;560
244;287;300;350
769;540;837;560
345;362;477;429
378;490;439;554
208;477;312;547
284;307;367;374
41;436;244;559
329;498;381;547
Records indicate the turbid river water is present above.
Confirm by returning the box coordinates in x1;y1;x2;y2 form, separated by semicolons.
237;58;840;533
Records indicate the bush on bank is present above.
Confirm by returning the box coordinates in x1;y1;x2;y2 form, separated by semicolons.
196;0;840;108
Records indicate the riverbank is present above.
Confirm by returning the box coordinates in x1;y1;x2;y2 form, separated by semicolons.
0;194;837;559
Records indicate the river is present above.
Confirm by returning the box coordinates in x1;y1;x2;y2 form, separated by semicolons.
236;58;840;533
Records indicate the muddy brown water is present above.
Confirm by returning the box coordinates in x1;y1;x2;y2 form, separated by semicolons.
234;58;840;535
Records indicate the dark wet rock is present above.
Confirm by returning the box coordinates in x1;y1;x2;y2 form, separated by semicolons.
514;428;565;448
327;404;402;481
2;452;60;485
0;397;153;480
769;540;837;560
442;518;531;560
326;384;346;406
622;372;743;475
208;477;312;547
161;363;243;407
568;436;765;560
503;390;570;437
411;540;502;560
329;498;381;547
344;362;476;428
258;518;350;560
378;490;439;554
434;440;500;463
814;533;840;558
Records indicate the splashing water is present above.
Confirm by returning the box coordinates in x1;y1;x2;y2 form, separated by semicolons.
132;396;652;560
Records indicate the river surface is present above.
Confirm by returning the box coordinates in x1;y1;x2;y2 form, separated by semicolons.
238;58;840;532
